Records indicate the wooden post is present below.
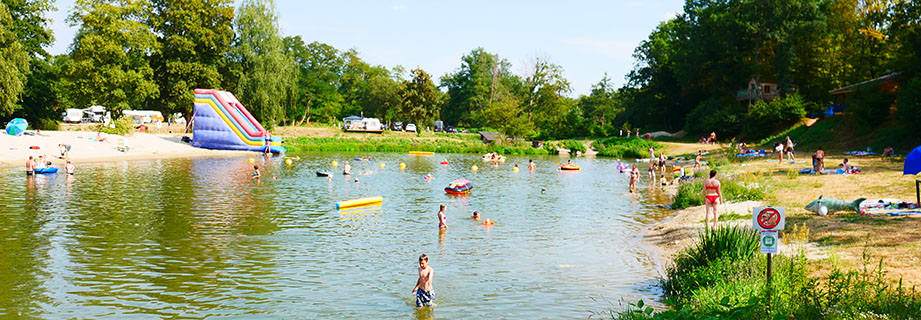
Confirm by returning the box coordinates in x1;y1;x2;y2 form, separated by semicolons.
766;252;772;306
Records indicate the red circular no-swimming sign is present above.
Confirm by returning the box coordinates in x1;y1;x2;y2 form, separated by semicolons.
757;208;781;230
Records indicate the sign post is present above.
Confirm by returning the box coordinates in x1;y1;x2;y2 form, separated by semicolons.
753;207;785;304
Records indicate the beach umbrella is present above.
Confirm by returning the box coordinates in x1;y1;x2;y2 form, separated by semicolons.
904;145;921;175
4;118;28;136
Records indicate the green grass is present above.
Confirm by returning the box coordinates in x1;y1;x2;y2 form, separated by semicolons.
612;233;921;320
671;178;766;209
592;137;662;159
284;136;549;155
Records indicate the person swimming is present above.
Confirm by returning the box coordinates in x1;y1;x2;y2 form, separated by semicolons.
471;211;480;220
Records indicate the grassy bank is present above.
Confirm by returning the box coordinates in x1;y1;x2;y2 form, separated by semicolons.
283;135;550;155
671;173;767;209
614;226;921;319
592;137;662;158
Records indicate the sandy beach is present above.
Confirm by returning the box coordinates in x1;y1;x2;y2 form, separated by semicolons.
0;130;253;168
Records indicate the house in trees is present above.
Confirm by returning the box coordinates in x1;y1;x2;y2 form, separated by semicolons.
736;76;781;103
828;72;902;111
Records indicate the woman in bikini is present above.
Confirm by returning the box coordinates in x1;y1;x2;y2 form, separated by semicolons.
629;164;639;193
702;170;722;229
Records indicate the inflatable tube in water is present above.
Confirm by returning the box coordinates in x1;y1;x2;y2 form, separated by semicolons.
316;170;331;177
336;196;383;209
35;167;58;174
560;165;581;171
445;179;473;194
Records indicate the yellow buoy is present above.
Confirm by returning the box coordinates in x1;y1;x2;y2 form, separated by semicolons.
332;161;339;167
471;165;478;171
285;159;293;165
380;163;386;168
248;158;255;164
399;163;406;169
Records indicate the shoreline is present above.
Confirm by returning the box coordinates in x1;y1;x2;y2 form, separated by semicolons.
0;130;256;169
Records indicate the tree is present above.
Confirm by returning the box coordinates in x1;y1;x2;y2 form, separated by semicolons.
283;37;344;124
440;48;518;127
362;74;402;122
149;0;234;121
0;1;29;116
522;56;571;138
580;74;622;126
399;68;440;133
230;0;296;128
65;0;159;114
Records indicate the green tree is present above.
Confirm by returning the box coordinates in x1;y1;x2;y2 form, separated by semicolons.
149;0;234;121
362;74;402;123
282;37;344;124
440;48;519;127
522;57;572;138
65;0;159;114
580;74;622;126
230;0;296;128
399;68;440;133
0;1;29;116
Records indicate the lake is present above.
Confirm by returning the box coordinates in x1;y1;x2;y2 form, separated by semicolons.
0;152;674;319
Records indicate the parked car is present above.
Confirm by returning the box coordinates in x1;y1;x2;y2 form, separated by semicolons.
445;125;457;133
391;121;403;131
405;123;417;132
433;121;443;132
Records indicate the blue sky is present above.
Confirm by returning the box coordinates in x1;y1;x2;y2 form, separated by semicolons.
46;0;684;96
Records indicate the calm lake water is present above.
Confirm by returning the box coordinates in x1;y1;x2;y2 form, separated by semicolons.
0;152;675;319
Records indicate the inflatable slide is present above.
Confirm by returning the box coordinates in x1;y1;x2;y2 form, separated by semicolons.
191;89;285;153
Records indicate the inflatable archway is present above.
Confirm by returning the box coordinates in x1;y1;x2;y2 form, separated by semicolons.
191;89;285;153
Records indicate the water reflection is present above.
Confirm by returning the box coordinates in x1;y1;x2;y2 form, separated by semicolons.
0;152;677;319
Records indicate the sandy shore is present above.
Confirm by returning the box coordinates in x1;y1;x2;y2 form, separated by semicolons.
645;200;765;266
0;131;254;168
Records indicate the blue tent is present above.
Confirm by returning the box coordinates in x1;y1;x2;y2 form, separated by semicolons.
5;118;27;136
905;145;921;175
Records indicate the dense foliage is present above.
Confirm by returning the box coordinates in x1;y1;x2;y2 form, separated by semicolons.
0;0;918;144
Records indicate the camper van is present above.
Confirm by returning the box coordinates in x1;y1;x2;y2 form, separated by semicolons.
63;109;84;123
342;116;384;133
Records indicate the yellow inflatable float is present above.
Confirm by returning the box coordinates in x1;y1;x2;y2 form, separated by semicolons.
336;196;383;209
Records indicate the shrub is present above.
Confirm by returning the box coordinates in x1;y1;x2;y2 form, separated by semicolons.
744;94;808;139
563;140;586;154
671;178;765;209
684;98;744;137
849;85;895;130
31;118;60;130
99;117;135;135
896;76;921;132
662;226;760;298
593;137;661;159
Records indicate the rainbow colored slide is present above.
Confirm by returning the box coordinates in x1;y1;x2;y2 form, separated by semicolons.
191;89;285;153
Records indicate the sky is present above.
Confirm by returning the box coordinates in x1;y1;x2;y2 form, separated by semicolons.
46;0;685;97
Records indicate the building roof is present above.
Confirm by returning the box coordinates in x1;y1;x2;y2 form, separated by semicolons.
829;72;903;95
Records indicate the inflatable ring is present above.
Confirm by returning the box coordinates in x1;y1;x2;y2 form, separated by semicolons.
482;220;494;225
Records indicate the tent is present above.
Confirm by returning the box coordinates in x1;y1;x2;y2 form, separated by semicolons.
905;145;921;175
5;118;28;136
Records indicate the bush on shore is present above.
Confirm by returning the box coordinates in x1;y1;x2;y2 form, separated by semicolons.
592;137;662;158
671;177;765;209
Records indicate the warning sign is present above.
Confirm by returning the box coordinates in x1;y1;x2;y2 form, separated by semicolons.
753;207;785;231
760;230;779;254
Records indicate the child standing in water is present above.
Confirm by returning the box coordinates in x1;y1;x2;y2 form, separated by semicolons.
437;204;447;229
412;254;435;307
252;165;261;179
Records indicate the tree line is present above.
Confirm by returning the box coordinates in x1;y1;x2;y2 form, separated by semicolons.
0;0;918;141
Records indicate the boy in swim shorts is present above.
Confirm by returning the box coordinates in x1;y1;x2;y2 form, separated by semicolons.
412;254;435;307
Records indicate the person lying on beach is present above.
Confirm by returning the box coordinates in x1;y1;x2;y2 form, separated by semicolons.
96;131;108;143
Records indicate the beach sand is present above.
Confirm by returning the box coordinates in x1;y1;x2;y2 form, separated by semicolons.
0;131;251;168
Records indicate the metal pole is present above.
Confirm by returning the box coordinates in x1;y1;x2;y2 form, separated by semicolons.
916;180;920;204
766;253;772;306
